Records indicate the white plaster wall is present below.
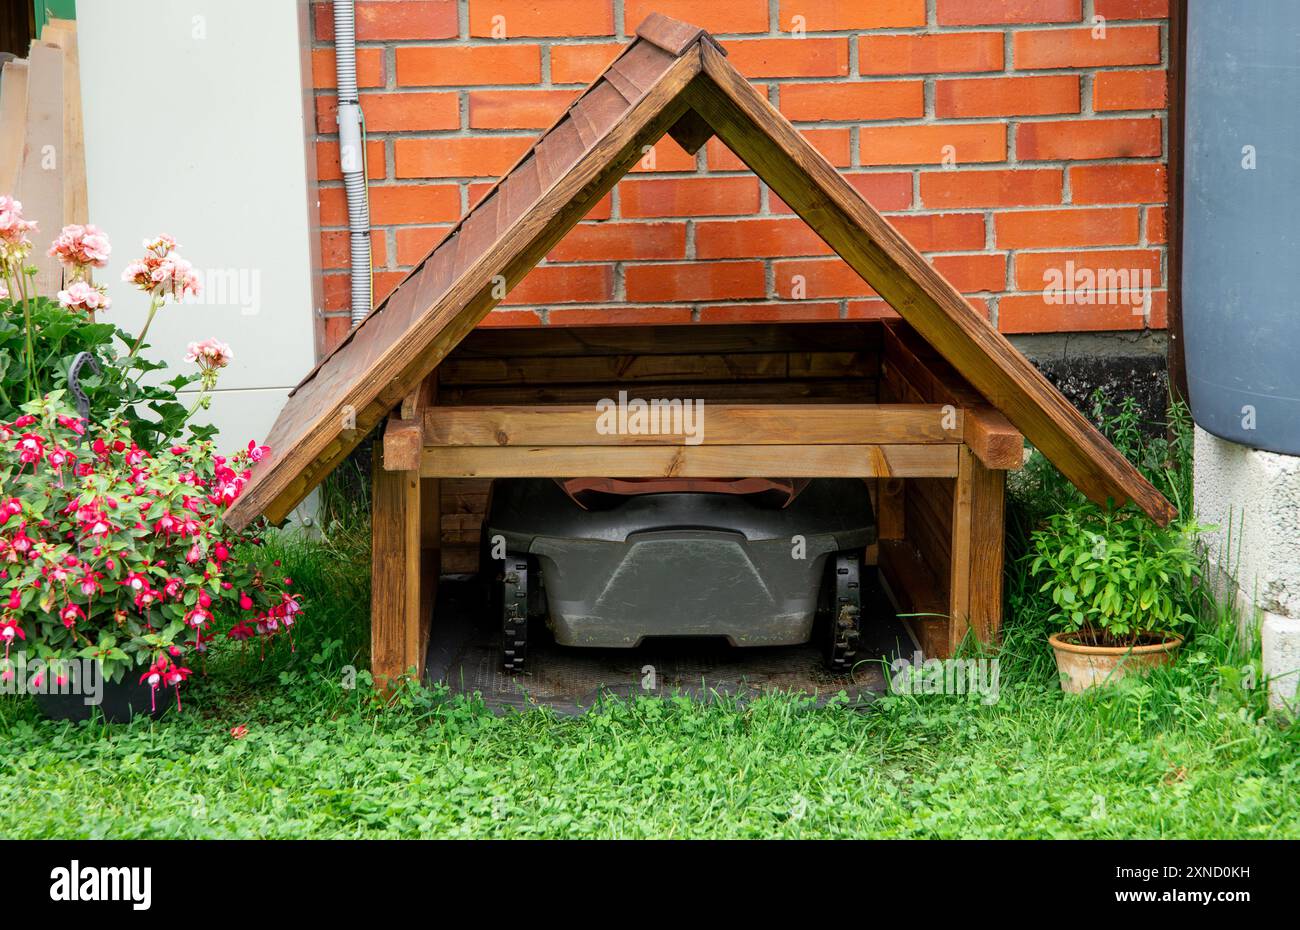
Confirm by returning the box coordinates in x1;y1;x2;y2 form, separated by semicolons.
76;0;320;454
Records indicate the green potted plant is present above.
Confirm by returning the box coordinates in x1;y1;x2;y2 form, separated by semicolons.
1030;507;1200;692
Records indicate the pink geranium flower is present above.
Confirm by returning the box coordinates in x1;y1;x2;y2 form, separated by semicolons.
0;195;37;259
56;281;112;314
122;234;202;300
47;223;112;270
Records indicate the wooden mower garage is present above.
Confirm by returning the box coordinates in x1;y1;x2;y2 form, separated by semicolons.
224;14;1176;687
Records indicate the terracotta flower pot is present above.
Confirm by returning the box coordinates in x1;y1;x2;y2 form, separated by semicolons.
1048;631;1183;693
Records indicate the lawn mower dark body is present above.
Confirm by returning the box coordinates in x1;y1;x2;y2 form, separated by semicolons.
483;478;876;660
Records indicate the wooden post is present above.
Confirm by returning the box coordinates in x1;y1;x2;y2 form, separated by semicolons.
370;443;422;690
947;446;1006;653
371;376;440;690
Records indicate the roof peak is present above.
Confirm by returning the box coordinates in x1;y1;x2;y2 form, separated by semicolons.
634;12;727;58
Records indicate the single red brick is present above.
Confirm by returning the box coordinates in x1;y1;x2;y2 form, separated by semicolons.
480;308;544;327
769;173;913;213
320;92;460;134
696;219;834;260
548;305;696;326
396;45;542;86
931;253;1008;292
937;0;1081;25
626;0;770;34
620;177;761;217
312;48;384;89
779;81;924;122
707;129;851;170
469;89;578;129
546;222;687;262
1146;206;1166;244
369;184;462;225
727;38;850;79
998;292;1146;333
859;33;1003;75
935;75;1080;117
395;136;533;178
628;137;697;174
550;43;623;84
1094;69;1167;111
1094;0;1168;18
700;302;842;323
1070;163;1166;204
1014;248;1162;291
314;1;457;41
921;168;1063;208
860;123;1006;166
777;0;925;30
321;229;389;270
502;264;615;305
315;140;386;183
625;261;767;301
1018;118;1162;160
1146;290;1168;328
468;0;614;37
1013;26;1161;69
395;226;453;265
890;213;988;251
996;207;1141;248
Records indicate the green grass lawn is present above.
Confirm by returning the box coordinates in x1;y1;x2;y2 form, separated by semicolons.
0;526;1296;839
3;414;1298;840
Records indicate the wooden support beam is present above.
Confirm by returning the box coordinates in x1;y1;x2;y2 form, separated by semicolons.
421;443;958;478
946;446;1006;653
423;403;962;447
370;441;423;690
383;376;434;471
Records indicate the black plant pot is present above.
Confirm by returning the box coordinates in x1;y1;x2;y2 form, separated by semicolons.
34;673;169;723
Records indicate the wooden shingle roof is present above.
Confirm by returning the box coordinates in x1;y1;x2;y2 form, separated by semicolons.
225;13;1175;530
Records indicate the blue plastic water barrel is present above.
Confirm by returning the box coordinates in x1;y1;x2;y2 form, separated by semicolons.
1183;0;1300;454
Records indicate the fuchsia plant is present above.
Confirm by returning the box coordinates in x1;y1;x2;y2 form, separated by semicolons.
0;199;303;712
0;397;300;710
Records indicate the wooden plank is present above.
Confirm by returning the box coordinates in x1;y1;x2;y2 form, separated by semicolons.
451;321;881;358
17;43;64;295
0;59;28;194
382;418;422;472
370;447;422;689
688;42;1174;524
40;20;87;226
436;350;873;385
420;443;959;479
437;378;877;407
226;44;705;529
423;403;961;447
877;539;949;659
966;453;1006;646
947;448;974;654
877;478;905;540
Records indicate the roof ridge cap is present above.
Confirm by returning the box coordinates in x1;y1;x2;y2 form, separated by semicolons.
634;12;727;58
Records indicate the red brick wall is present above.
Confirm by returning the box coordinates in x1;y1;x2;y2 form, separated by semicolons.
310;0;1170;354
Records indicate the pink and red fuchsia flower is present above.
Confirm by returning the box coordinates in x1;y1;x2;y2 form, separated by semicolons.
0;397;301;706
